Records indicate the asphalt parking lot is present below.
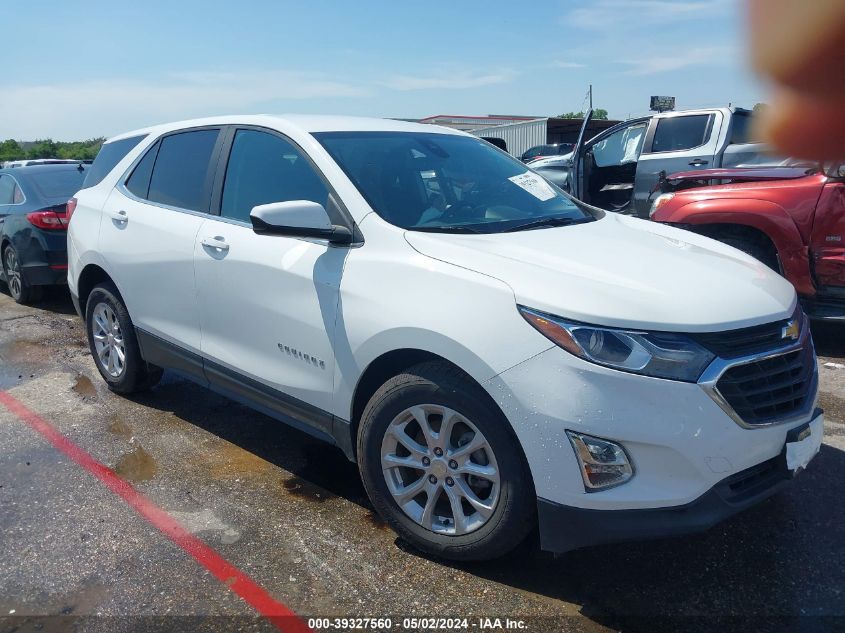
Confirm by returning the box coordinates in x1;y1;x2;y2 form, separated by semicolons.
1;287;844;633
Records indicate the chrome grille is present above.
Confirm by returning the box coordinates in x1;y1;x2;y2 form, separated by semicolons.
698;309;818;428
715;343;816;425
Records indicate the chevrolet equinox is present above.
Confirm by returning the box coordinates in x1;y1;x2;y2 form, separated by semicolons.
67;115;823;561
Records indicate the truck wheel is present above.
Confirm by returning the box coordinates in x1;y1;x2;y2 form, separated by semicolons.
358;362;535;561
720;235;780;272
85;282;163;394
3;244;43;305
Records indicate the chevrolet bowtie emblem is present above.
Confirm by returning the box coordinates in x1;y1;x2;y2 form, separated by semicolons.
781;320;800;341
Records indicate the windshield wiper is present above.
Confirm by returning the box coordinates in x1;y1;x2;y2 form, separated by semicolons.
503;216;594;233
411;225;483;234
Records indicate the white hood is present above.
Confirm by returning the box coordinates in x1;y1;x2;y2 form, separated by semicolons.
405;213;796;332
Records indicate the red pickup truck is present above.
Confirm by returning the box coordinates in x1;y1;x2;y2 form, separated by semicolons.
649;164;845;320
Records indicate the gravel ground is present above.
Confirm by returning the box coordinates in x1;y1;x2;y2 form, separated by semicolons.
0;287;843;633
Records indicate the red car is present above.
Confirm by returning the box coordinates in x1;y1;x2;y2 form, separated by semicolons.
649;164;845;320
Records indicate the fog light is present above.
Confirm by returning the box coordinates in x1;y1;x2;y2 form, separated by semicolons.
566;431;633;492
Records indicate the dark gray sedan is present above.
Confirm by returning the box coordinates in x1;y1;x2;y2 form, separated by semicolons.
0;163;86;303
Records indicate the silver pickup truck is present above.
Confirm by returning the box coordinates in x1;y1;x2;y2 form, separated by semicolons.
531;107;763;218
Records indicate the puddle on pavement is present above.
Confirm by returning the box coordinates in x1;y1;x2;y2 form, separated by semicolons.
72;374;98;399
197;440;275;479
282;476;336;503
107;415;133;438
0;363;24;390
1;339;52;364
113;445;157;482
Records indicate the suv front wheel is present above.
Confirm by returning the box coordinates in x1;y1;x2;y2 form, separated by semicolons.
358;362;535;561
85;282;162;394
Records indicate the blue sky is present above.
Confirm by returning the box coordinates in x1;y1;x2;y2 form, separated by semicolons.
4;0;765;140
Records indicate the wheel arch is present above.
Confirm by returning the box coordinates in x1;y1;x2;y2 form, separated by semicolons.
659;198;815;296
690;222;779;264
77;263;123;313
347;348;517;463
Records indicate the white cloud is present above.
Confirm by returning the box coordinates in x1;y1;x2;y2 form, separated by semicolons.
567;0;728;29
381;70;515;91
1;70;370;140
619;46;736;75
551;61;586;69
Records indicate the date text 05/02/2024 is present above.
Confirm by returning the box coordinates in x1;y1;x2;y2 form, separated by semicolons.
307;617;528;630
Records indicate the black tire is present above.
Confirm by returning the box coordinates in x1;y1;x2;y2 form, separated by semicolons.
85;281;163;394
2;244;43;305
358;361;535;561
720;235;780;272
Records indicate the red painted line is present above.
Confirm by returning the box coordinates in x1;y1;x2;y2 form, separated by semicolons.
0;390;312;633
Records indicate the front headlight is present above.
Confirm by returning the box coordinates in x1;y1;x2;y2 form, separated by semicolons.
649;192;675;218
518;306;715;382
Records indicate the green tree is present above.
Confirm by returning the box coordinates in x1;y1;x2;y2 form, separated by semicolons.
0;139;24;162
1;137;105;162
557;108;609;120
27;139;59;159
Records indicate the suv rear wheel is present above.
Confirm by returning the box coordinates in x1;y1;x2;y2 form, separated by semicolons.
85;282;162;394
358;362;534;561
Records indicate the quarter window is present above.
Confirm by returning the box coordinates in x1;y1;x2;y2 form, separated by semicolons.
221;129;330;223
126;141;160;199
651;114;713;153
81;134;146;189
148;130;220;212
0;175;15;204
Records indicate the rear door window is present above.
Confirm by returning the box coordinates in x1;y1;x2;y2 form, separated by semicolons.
729;113;755;144
221;129;329;223
147;130;220;212
81;135;146;189
650;114;713;153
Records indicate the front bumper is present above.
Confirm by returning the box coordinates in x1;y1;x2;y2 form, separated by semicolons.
486;333;821;551
537;443;798;552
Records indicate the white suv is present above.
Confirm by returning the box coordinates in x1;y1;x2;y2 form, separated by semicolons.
67;115;822;561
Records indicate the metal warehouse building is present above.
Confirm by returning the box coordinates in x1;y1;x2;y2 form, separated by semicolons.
469;117;621;158
416;114;542;131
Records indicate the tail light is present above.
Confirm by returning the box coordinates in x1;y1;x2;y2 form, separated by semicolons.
66;197;78;223
26;206;69;230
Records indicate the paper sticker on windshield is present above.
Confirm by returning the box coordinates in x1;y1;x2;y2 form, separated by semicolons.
508;172;557;201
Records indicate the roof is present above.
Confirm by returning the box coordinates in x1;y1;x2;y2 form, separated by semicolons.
0;163;87;176
106;114;468;144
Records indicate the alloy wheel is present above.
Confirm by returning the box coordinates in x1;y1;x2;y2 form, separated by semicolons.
380;404;501;536
91;302;126;377
4;248;22;299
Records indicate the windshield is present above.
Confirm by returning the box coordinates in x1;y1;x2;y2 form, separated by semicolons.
314;132;591;233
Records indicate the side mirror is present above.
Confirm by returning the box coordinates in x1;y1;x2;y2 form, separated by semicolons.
249;200;353;245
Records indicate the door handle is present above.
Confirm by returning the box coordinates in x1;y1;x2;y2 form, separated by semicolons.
110;209;128;223
201;236;230;252
688;159;709;167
